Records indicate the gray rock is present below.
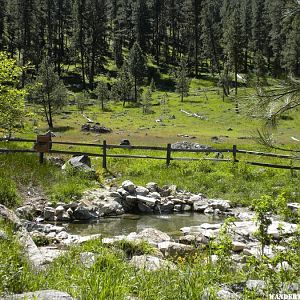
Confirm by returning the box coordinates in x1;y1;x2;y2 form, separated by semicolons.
157;241;194;257
138;202;153;213
62;155;94;173
232;241;247;252
159;201;174;213
188;195;203;203
117;188;130;197
193;201;209;212
182;204;192;211
208;199;231;211
44;207;56;221
246;280;266;293
136;186;149;196
2;290;74;300
73;206;97;220
146;182;158;192
174;204;182;212
122;180;136;193
0;230;8;240
287;202;300;213
80;252;97;268
136;228;171;245
130;255;175;271
204;207;214;214
136;195;157;207
217;289;240;300
16;205;35;220
149;192;161;199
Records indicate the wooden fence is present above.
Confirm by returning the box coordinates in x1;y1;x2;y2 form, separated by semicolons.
0;137;299;171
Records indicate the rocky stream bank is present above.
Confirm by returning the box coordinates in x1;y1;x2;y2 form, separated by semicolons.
1;178;299;300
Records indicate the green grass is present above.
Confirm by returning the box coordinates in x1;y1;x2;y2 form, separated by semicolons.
1;220;299;299
0;150;100;208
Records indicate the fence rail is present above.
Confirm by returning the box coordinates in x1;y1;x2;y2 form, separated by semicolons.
0;137;299;171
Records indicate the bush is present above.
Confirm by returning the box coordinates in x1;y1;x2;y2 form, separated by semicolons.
0;177;19;208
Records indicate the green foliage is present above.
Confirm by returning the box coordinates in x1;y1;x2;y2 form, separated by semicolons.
175;59;191;102
95;80;110;111
142;86;153;114
0;177;19;208
128;42;147;102
0;222;31;294
29;57;67;129
0;52;26;138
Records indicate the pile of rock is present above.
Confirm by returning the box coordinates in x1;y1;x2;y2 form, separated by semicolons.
171;141;214;151
19;180;233;223
115;180;232;215
81;123;112;133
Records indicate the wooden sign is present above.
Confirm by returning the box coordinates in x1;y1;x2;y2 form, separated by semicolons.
34;135;52;153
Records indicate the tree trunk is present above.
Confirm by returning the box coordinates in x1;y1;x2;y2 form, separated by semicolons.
134;76;137;102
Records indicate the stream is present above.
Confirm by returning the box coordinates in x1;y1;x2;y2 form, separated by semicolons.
66;212;224;238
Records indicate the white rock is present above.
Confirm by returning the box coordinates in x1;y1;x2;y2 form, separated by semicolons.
122;180;136;193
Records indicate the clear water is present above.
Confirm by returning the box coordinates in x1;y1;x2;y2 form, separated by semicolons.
66;213;224;238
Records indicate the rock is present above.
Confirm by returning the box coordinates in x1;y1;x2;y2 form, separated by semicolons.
39;247;66;264
208;199;231;211
80;252;97;268
55;205;65;219
2;290;74;300
188;195;204;203
122;180;136;193
135;186;149;196
136;195;157;207
193;201;209;212
130;255;175;271
287;202;300;213
173;204;181;212
138;202;154;213
0;204;22;229
117;188;130;197
44;207;56;221
136;228;171;245
275;261;291;272
0;230;8;240
157;241;194;257
146;182;158;192
62;155;94;174
217;289;240;300
16;205;36;220
120;139;131;146
159;201;174;213
56;231;69;240
246;280;266;293
182;204;192;211
201;223;222;230
149;192;161;199
232;241;247;252
73;206;97;220
204;207;214;214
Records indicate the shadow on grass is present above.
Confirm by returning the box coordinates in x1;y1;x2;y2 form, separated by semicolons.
53;126;74;132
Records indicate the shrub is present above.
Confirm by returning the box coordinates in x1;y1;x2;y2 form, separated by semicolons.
0;177;19;208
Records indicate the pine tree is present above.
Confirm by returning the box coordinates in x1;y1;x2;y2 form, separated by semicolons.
29;57;67;129
142;87;153;114
112;63;134;107
95;80;110;111
222;8;244;95
128;42;147;102
175;58;190;102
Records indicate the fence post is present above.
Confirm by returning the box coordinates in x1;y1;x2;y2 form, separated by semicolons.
232;145;237;162
166;143;172;167
39;152;44;164
102;140;107;169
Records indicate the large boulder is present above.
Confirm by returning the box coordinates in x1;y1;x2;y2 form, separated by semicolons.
62;155;94;174
73;206;97;220
135;228;171;245
130;255;175;271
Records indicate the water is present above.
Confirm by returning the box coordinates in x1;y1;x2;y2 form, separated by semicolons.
66;213;224;238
